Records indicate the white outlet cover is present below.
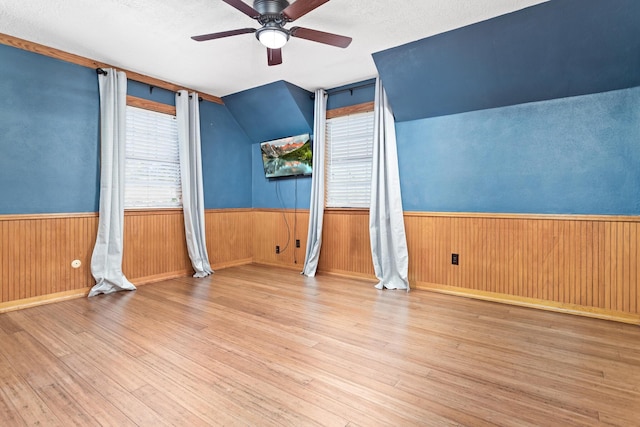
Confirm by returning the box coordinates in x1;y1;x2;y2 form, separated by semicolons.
71;259;82;268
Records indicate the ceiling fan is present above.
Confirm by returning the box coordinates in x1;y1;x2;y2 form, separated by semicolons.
191;0;352;66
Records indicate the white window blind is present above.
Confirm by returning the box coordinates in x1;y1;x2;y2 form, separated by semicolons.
325;111;374;208
125;106;182;208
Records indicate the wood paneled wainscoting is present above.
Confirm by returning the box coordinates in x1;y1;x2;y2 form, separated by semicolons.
0;213;97;308
125;209;255;278
0;209;255;312
0;210;193;311
405;212;640;324
318;209;374;279
246;208;373;279
122;210;191;284
3;209;640;324
205;209;253;269
252;209;309;269
257;209;639;324
253;209;640;323
250;208;372;275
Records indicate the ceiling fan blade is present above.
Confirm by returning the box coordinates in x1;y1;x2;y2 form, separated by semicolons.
222;0;261;19
282;0;330;21
191;28;256;42
267;48;283;66
290;27;352;48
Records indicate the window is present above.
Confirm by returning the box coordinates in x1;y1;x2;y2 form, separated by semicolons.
325;110;374;208
125;106;181;208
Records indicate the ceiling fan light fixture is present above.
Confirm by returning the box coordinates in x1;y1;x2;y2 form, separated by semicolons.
257;26;289;49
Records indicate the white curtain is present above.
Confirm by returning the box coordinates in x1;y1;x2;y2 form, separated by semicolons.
302;89;327;277
176;90;213;278
89;68;136;297
369;77;410;291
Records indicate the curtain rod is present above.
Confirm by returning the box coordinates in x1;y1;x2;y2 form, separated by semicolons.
311;81;375;99
96;68;202;101
178;92;204;102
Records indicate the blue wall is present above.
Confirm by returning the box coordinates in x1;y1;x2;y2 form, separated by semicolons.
246;79;375;209
3;0;638;218
0;43;253;214
222;80;316;209
128;80;176;105
126;80;253;208
0;44;100;214
397;87;640;215
200;101;253;208
223;80;313;144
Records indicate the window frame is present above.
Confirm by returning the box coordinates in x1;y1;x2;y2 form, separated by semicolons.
124;96;182;210
324;102;375;210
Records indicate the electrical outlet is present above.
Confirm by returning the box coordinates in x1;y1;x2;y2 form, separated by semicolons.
295;239;300;248
275;245;280;254
452;253;459;265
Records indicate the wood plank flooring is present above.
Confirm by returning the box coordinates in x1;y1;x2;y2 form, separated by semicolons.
1;264;639;426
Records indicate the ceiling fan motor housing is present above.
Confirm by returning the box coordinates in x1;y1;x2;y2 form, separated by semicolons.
254;0;290;16
192;0;352;65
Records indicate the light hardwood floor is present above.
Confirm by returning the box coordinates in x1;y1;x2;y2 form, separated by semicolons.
1;264;639;426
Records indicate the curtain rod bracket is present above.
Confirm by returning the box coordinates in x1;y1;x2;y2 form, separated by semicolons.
310;81;374;99
96;68;107;75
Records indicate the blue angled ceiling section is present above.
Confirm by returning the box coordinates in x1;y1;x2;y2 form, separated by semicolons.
222;80;313;143
372;0;640;122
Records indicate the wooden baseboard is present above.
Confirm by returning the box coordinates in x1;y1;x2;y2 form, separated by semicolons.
0;263;253;314
0;288;91;314
3;263;637;325
414;281;640;325
0;270;193;314
318;268;378;282
253;260;305;272
130;270;194;286
212;258;253;270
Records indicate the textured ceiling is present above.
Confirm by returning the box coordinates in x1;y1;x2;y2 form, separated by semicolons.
0;0;547;97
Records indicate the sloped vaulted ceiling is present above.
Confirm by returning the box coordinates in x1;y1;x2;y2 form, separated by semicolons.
373;0;640;122
223;80;313;144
